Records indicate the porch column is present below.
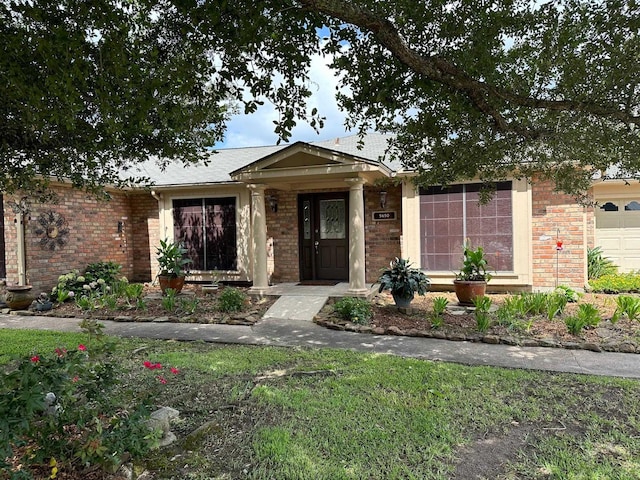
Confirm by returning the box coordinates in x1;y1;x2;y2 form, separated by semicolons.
248;184;270;293
346;178;368;295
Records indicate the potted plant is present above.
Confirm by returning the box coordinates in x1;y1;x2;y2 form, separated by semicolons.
453;243;492;305
156;238;192;294
377;258;430;308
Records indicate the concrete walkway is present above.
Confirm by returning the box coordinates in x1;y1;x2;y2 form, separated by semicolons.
0;285;639;379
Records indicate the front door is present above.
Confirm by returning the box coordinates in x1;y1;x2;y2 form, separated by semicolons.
299;193;349;281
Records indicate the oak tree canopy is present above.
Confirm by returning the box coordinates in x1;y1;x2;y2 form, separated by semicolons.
2;0;638;198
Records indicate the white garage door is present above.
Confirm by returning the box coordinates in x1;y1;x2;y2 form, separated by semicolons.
595;199;640;272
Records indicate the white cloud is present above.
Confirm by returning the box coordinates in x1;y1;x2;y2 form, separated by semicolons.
216;52;353;148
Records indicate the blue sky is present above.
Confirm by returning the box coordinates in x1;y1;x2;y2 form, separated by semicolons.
215;50;353;149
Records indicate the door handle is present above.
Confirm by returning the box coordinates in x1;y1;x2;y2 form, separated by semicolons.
314;241;319;254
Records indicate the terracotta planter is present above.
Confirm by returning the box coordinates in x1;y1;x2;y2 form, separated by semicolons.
453;280;487;306
5;285;35;310
158;275;185;294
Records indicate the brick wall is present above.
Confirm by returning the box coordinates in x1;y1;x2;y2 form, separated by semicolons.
265;185;402;284
364;185;402;283
129;193;159;282
266;189;300;283
531;181;592;289
3;186;157;294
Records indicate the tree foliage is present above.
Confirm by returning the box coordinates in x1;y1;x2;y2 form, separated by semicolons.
2;0;639;197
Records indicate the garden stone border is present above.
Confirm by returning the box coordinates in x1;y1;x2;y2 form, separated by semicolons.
313;317;639;354
7;309;259;326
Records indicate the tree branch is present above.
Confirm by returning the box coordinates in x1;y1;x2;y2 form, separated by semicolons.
298;0;639;136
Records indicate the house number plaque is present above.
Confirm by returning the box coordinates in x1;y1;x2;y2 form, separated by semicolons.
373;211;396;221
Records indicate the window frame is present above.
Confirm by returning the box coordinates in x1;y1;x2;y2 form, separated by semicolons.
171;196;239;272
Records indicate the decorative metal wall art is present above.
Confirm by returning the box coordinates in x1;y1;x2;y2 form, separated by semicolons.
33;211;70;251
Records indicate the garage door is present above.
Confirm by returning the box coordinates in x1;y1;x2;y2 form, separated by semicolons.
595;199;640;272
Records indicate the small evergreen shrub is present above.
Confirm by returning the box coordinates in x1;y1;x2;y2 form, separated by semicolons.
333;297;373;325
218;287;247;313
589;273;640;293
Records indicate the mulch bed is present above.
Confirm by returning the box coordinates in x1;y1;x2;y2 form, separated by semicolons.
315;292;640;354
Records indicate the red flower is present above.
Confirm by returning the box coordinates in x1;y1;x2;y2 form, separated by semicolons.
143;360;153;369
55;348;67;358
72;376;79;383
78;344;87;351
30;355;40;363
157;376;167;384
170;367;180;375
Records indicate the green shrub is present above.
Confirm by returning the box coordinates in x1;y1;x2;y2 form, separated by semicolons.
472;295;492;333
589;273;640;293
522;292;548;316
333;297;373;325
430;297;449;328
554;285;581;303
587;246;618;279
161;288;178;312
612;295;640;323
218;287;248;313
546;294;568;321
0;320;158;478
84;261;123;284
566;303;601;335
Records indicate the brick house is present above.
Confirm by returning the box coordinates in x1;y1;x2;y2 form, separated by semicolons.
2;133;636;295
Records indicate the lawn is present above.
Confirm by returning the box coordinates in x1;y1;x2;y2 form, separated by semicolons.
2;328;640;479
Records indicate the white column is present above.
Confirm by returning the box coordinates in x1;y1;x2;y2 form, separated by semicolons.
346;178;368;295
248;184;270;293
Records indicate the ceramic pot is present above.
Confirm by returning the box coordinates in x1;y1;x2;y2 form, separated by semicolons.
392;292;414;308
34;301;53;312
453;280;487;306
5;285;35;310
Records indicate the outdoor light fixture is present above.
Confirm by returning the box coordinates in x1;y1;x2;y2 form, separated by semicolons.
267;195;278;213
379;190;387;209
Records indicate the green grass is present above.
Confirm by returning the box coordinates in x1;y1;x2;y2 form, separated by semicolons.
0;329;89;364
2;329;640;479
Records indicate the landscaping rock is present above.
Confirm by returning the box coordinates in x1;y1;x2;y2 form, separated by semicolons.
538;338;561;348
582;342;602;352
446;332;467;341
386;326;403;335
147;406;180;448
617;342;637;353
482;335;500;345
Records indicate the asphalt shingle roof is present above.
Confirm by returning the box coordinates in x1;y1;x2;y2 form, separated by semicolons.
132;133;398;187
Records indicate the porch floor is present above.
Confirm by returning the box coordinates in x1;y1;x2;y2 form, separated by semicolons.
264;282;378;298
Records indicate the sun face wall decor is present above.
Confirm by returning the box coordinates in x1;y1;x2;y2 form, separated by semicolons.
33;211;70;251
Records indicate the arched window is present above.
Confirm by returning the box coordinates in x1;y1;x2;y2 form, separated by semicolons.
599;202;619;212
